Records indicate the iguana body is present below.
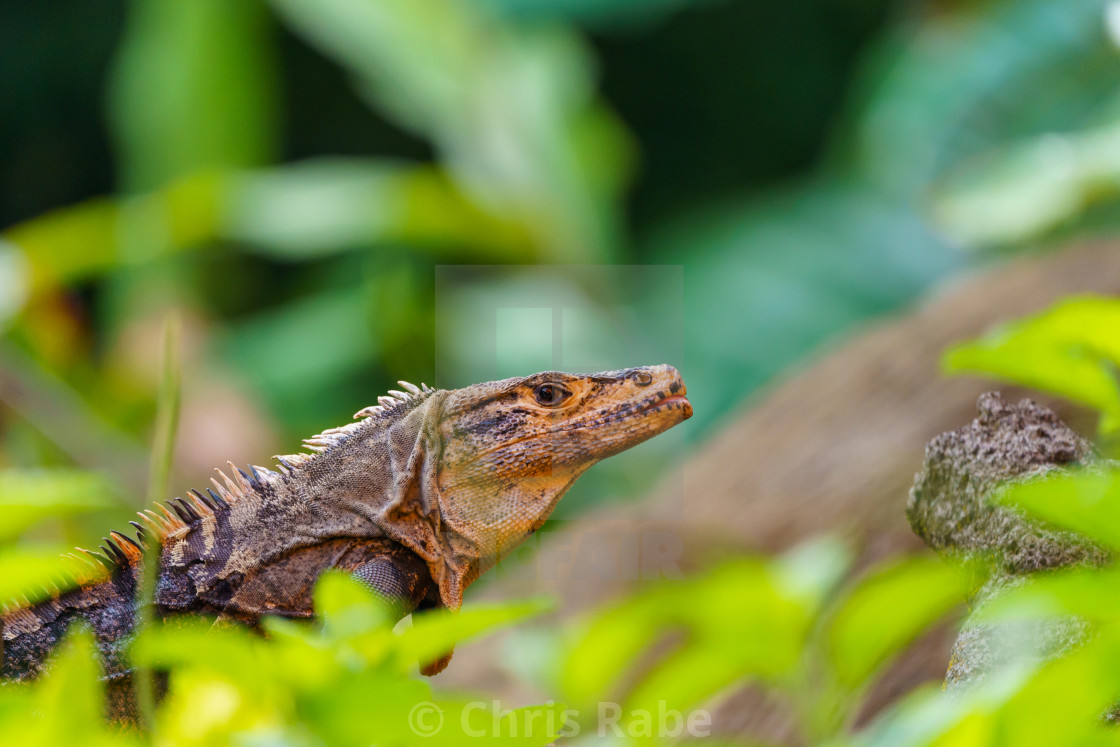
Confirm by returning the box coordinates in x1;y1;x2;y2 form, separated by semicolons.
1;366;690;715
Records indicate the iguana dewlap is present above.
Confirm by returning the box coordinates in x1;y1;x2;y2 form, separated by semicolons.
1;365;690;707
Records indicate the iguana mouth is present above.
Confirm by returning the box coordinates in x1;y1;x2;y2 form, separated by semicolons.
636;393;691;418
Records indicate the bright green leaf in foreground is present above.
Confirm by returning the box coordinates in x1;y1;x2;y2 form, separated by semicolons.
943;296;1120;432
859;666;1034;747
129;573;558;745
314;569;398;634
562;539;852;735
866;636;1120;747
977;566;1120;625
0;469;118;541
560;590;678;709
827;556;966;689
399;595;555;669
32;629;106;737
0;547;84;606
945;339;1120;415
0;627;133;747
132;618;273;687
995;469;1120;552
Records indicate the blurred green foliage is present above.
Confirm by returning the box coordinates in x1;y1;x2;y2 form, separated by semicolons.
1;554;561;744
561;541;967;744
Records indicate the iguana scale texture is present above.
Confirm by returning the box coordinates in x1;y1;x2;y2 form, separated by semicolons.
1;365;691;717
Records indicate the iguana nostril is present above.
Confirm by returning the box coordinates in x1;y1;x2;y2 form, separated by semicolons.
629;371;653;386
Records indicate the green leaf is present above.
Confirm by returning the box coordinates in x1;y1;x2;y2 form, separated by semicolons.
132;618;271;681
0;241;30;330
695;560;835;679
622;641;753;726
0;469;118;541
942;296;1120;427
773;536;854;610
1009;296;1120;365
976;566;1120;624
560;591;676;706
314;571;396;635
2;173;224;290
17;626;130;745
306;683;567;746
0;547;82;606
612;559;828;728
944;339;1120;414
4;198;127;290
931;121;1120;248
107;0;278;191
994;469;1120;551
148;667;277;743
300;675;436;746
858;668;1033;747
0;685;36;740
223;159;531;258
562;543;847;717
860;577;1120;746
473;701;569;746
989;635;1120;746
398;597;553;668
826;556;966;689
268;0;628;259
35;627;103;727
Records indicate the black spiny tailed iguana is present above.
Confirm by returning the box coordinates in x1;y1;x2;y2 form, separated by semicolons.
1;365;691;716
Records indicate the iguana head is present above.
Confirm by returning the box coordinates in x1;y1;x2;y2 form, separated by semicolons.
435;364;691;566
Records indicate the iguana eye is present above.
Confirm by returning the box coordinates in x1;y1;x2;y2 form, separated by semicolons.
533;383;572;407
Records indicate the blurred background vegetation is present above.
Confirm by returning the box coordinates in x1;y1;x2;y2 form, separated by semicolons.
11;0;1120;478
5;0;1120;493
6;0;1120;743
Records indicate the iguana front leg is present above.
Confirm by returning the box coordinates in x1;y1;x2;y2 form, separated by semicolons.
340;542;453;674
350;554;436;620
